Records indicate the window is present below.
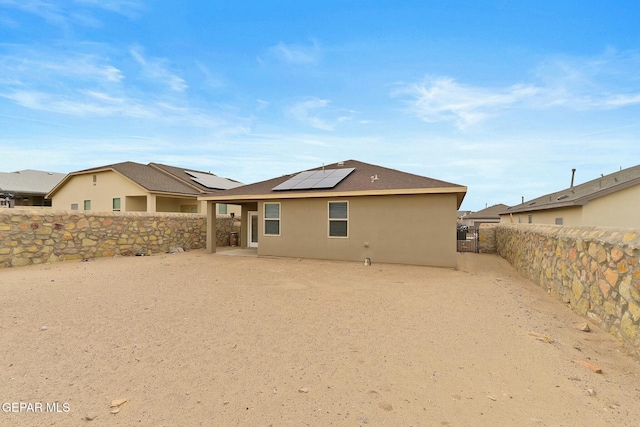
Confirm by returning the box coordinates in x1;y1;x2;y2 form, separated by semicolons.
219;203;228;215
92;174;97;184
527;214;533;224
71;203;78;210
113;198;121;211
84;200;91;210
264;202;280;235
555;217;563;225
328;201;348;237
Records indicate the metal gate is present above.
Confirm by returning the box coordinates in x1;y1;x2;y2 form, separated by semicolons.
457;226;479;253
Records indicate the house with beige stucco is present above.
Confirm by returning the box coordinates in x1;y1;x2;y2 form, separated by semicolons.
500;165;640;228
462;203;508;228
199;160;467;267
47;162;242;215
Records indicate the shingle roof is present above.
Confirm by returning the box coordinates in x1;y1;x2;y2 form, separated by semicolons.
504;165;640;214
465;204;509;219
48;162;239;197
0;170;66;194
150;163;242;191
200;160;467;207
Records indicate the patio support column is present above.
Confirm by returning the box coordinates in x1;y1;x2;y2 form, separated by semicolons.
206;201;217;253
147;194;157;213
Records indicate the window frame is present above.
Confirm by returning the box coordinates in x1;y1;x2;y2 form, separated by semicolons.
263;202;281;236
328;200;349;238
83;200;91;211
113;197;121;212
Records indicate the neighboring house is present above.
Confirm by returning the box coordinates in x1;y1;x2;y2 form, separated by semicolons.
463;204;508;227
0;169;66;208
500;165;640;228
199;160;467;267
457;210;471;222
47;162;242;215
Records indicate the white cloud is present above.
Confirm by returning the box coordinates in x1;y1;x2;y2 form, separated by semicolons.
0;44;241;128
393;77;540;129
0;51;124;85
195;61;226;91
0;0;142;28
73;0;143;19
286;98;359;131
0;13;19;28
256;99;270;110
533;49;640;109
2;89;150;118
602;93;640;108
266;41;321;65
130;47;187;92
289;98;341;130
394;50;640;129
0;0;67;26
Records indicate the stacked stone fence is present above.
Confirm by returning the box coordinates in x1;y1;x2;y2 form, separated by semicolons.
495;223;640;354
215;216;242;247
0;210;239;268
478;223;498;253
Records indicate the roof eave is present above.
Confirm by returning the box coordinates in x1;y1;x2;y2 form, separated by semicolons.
500;201;584;215
149;190;200;198
199;186;467;206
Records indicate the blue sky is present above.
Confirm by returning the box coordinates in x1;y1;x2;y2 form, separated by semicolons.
1;1;639;211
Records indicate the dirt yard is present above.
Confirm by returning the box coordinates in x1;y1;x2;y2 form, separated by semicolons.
1;250;639;426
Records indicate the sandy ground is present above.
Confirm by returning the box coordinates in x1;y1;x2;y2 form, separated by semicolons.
1;250;639;427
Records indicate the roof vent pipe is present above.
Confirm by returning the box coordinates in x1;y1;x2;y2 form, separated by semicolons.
570;168;576;189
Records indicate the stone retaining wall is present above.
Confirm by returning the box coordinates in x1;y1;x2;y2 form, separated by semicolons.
0;210;236;268
215;216;242;247
478;223;498;253
496;223;640;354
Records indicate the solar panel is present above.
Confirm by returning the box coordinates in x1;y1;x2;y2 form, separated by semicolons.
272;167;355;191
312;177;345;188
185;171;242;190
291;178;324;189
289;171;318;181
